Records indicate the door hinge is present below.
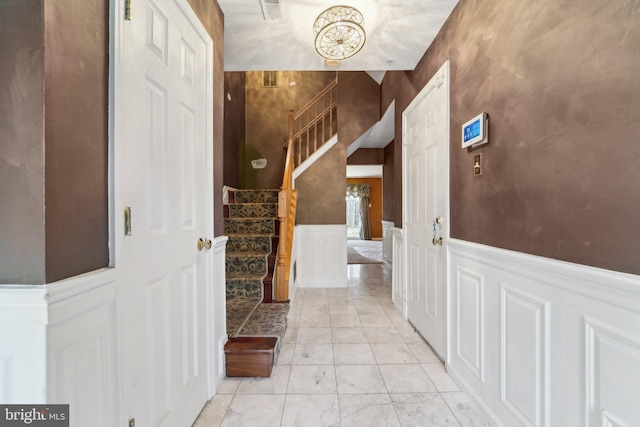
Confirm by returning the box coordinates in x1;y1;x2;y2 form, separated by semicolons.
124;207;132;236
124;0;132;20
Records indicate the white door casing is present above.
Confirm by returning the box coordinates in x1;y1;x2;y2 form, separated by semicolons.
402;61;450;360
114;0;214;425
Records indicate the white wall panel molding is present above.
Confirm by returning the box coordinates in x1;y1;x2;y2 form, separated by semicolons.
391;227;405;317
448;239;640;311
499;285;550;427
583;316;640;426
447;238;640;427
295;225;347;288
455;267;485;383
0;286;48;324
0;286;48;403
47;276;119;427
381;220;394;265
207;236;228;397
47;269;116;312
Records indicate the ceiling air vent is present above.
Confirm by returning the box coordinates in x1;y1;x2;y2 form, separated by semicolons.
260;0;285;20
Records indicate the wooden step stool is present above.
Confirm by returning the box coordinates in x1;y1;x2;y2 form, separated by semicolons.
224;336;277;377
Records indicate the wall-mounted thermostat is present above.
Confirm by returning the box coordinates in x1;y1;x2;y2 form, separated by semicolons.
461;112;489;148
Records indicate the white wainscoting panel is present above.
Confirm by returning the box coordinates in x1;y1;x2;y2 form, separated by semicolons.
295;225;347;288
0;286;48;404
47;269;119;427
455;267;485;383
583;317;640;427
447;239;640;427
391;227;406;317
381;220;394;265
499;285;550;427
207;236;228;397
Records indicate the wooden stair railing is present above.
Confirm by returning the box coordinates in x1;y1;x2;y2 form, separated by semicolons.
287;78;338;167
274;112;297;301
274;79;338;301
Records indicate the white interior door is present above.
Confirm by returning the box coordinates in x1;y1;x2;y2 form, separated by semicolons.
403;61;449;360
119;0;212;425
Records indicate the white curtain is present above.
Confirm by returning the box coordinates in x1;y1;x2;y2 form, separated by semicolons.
346;184;371;240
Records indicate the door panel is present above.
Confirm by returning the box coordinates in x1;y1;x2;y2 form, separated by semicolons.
403;61;449;360
120;0;211;425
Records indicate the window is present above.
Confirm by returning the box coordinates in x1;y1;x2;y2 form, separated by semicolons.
346;193;362;238
262;71;278;88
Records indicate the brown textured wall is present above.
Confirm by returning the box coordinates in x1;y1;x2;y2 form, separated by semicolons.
224;72;244;188
296;72;381;224
187;0;225;236
347;178;383;238
244;71;336;189
0;0;46;284
296;143;346;224
0;0;226;283
337;72;380;150
347;148;384;165
44;0;109;282
383;141;394;222
382;0;640;275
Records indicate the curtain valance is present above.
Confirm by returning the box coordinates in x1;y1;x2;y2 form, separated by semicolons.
346;184;370;198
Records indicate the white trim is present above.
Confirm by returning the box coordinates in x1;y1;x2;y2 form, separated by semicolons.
0;286;48;325
207;236;228;397
46;268;116;305
381;220;394;265
447;239;640;311
391;227;406;317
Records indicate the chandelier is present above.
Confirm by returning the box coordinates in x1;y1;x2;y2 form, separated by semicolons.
313;5;366;61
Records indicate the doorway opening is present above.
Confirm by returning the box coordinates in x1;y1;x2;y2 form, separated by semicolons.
346;186;366;239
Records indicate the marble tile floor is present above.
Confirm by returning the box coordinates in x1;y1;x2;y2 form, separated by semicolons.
193;264;490;427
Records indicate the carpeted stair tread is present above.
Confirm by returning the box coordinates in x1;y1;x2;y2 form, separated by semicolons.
226;278;262;300
226;235;273;254
226;299;262;336
237;303;290;337
226;254;268;276
228;203;277;219
233;190;279;204
224;218;275;235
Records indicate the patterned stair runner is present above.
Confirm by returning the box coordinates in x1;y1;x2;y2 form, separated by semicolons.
224;189;290;353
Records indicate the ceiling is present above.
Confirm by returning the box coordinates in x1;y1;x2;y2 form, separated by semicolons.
218;0;459;72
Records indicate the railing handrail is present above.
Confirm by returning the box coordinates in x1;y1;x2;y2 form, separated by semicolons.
293;104;336;141
293;78;338;121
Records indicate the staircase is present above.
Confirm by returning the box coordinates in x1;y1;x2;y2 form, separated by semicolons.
222;79;338;376
224;189;289;376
